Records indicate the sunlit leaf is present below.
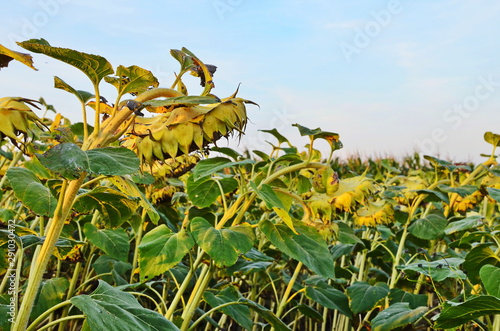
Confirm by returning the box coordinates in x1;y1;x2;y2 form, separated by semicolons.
73;187;138;228
109;176;159;224
138;225;194;282
18;38;113;86
0;44;36;70
190;217;255;267
484;131;500;147
105;65;158;96
259;220;334;279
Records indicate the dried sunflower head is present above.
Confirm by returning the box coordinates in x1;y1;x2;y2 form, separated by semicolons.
0;97;46;145
329;176;374;212
120;98;255;166
393;176;428;205
354;200;394;227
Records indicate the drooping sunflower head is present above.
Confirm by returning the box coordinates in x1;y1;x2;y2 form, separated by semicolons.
354;200;394;227
120;97;256;170
0;97;46;147
393;176;428;205
329;176;374;212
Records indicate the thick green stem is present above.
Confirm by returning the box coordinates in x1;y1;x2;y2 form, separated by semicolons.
276;261;303;319
180;264;213;330
388;223;409;290
165;252;205;320
12;178;82;331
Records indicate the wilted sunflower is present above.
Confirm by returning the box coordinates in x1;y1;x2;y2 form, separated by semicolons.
120;97;256;167
329;176;374;212
354;200;394;227
452;190;483;213
393;176;428;205
0;97;46;146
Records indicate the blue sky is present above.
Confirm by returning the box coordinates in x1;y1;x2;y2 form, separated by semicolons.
2;0;500;163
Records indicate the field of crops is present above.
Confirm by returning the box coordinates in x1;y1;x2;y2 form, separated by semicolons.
1;41;499;331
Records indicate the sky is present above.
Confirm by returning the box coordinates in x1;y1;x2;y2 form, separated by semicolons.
1;0;500;163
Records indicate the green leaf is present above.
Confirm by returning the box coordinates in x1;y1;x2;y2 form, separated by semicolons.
486;187;500;202
260;128;290;145
434;296;500;329
399;258;466;282
170;49;194;72
204;287;253;330
480;264;500;298
336;221;364;245
73;187;138;228
0;43;36;70
37;143;88;179
83;224;130;262
109;176;159;224
105;65;158;96
346;282;389;314
444;215;484;234
71;280;179;331
389;289;428;309
238;298;292;331
92;255;132;286
18;38;113;86
413;189;449;203
54;76;94;104
292;123;342;150
190;217;255;267
211;147;242;160
259;220;335;279
192;157;254;180
437;184;478;197
408;214;447;240
305;283;352;318
32;277;69;320
86;147;140;176
464;244;500;284
372;302;427;331
253;183;286;209
187;176;221;208
484;131;500;147
0;301;13;330
423;155;458;171
6;167;57;217
138;225;194;282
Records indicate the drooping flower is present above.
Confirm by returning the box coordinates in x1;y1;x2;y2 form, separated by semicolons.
354;200;394;227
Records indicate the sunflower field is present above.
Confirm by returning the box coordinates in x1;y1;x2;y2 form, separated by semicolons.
0;41;499;331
